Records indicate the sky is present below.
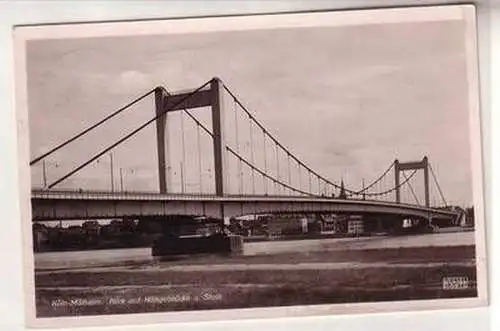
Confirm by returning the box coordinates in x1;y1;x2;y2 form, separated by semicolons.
26;18;476;207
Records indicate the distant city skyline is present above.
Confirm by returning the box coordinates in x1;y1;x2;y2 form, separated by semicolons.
27;18;475;206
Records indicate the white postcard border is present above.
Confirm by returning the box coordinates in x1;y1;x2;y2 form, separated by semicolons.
13;5;487;329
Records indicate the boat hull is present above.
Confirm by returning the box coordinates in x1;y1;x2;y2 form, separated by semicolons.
152;234;243;257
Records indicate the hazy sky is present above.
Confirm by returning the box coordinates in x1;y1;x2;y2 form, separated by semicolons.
27;19;475;206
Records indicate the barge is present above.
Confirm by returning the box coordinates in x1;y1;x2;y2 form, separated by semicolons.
151;217;243;257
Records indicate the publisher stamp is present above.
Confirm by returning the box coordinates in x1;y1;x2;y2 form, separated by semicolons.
442;277;470;290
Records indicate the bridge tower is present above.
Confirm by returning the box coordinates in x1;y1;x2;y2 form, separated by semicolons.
394;156;430;207
154;77;227;197
154;88;168;194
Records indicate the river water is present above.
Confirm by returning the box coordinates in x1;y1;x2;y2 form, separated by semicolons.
34;229;474;270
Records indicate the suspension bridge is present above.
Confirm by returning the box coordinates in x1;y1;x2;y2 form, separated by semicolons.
30;77;462;229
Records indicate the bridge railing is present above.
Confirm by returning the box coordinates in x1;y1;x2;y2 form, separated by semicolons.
30;189;455;213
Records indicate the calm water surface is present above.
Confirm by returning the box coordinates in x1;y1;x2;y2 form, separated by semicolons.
34;230;474;270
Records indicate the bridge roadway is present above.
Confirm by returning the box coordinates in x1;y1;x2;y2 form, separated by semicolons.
31;190;459;222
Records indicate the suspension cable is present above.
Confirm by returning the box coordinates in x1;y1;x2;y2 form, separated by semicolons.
275;142;280;194
196;124;203;193
30;88;157;166
180;111;186;194
429;164;448;206
47;80;212;189
401;171;420;205
287;153;292;187
354;161;396;194
223;83;343;191
225;146;315;197
57;80;417;198
362;169;419;197
249;118;256;194
263;130;268;195
222;82;393;195
308;170;312;193
48;80;404;198
233;97;243;194
298;163;302;192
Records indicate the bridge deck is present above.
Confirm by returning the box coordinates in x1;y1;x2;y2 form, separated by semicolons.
30;190;458;221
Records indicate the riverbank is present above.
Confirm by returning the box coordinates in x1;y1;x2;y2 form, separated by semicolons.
34;226;475;256
34;230;476;271
34;244;477;317
244;226;475;243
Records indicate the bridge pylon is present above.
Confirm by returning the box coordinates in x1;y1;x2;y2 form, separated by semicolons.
394;156;430;207
154;87;168;194
154;77;227;198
